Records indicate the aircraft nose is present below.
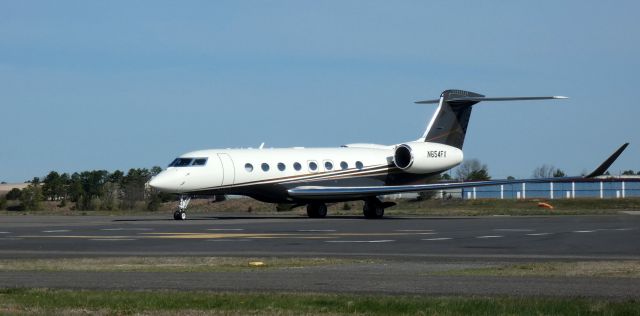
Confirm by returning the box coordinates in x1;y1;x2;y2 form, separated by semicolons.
149;173;172;192
148;176;161;190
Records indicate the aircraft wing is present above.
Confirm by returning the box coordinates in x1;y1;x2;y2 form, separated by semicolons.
288;143;629;200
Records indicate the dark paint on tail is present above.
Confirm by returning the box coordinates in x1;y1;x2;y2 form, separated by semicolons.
423;89;483;149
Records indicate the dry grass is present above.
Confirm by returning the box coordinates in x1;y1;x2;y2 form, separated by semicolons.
439;261;640;277
0;256;370;273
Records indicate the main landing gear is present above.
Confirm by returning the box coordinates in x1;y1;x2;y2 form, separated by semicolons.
363;199;384;219
305;198;394;219
173;195;191;220
306;202;328;218
363;197;394;219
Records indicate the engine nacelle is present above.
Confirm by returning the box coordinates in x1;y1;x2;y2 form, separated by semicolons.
393;142;463;174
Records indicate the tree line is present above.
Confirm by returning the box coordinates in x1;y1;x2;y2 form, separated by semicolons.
1;167;173;212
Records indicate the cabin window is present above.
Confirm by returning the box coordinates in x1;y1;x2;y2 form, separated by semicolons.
324;161;333;170
261;163;270;172
293;162;302;171
309;161;318;171
192;158;208;166
340;161;348;170
355;161;364;170
245;163;254;172
277;162;286;171
169;158;193;167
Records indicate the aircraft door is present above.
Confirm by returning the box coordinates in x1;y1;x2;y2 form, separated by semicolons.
217;153;236;186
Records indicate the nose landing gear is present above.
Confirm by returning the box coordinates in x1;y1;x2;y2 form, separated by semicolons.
173;195;191;220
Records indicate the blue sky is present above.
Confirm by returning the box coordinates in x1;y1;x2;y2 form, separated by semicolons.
1;1;639;182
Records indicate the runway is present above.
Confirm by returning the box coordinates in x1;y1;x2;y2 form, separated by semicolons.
1;213;639;297
0;214;638;259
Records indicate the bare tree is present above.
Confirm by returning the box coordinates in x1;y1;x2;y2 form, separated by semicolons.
533;164;557;178
455;159;490;181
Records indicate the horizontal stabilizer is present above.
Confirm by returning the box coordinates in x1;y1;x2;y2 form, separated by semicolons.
415;96;567;104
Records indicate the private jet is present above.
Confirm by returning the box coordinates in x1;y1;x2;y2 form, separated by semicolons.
149;89;628;220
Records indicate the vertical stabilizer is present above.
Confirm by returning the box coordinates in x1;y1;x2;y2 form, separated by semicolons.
417;89;483;149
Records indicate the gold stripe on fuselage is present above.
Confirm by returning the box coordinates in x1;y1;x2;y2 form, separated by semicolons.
196;164;397;192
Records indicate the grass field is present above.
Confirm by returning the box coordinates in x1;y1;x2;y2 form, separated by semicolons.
0;257;370;273
2;197;639;217
2;257;640;278
1;289;639;315
437;261;640;278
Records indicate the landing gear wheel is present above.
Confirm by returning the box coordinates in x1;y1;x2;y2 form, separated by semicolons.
363;200;384;219
173;195;191;221
306;203;328;218
173;210;186;221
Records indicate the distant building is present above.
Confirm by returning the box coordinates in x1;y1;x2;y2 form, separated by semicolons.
0;183;29;197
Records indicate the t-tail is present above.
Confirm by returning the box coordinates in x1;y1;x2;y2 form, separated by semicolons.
415;89;568;149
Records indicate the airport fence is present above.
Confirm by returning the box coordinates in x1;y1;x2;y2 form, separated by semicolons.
459;178;640;200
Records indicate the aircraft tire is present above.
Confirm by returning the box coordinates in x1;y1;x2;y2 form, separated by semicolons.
363;201;384;219
173;210;186;220
306;203;327;218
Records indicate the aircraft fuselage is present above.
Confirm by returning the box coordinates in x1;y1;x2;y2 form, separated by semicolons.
150;143;463;203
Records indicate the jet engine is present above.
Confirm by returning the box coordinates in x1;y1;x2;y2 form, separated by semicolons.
392;142;463;174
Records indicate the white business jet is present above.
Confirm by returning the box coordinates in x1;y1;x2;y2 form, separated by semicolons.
149;89;628;220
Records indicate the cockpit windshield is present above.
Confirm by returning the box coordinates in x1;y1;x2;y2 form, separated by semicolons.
169;158;193;167
192;158;207;166
168;157;208;167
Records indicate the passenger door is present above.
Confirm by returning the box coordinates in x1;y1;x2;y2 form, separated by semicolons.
217;153;236;186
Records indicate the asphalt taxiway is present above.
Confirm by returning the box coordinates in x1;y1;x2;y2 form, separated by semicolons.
0;214;638;259
0;213;639;297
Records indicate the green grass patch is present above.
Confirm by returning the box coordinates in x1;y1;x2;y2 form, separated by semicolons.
0;257;370;273
0;289;639;315
437;261;640;278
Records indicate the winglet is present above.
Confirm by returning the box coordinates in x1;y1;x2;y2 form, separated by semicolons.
585;143;629;178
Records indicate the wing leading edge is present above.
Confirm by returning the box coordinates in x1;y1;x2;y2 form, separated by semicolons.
288;143;629;200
